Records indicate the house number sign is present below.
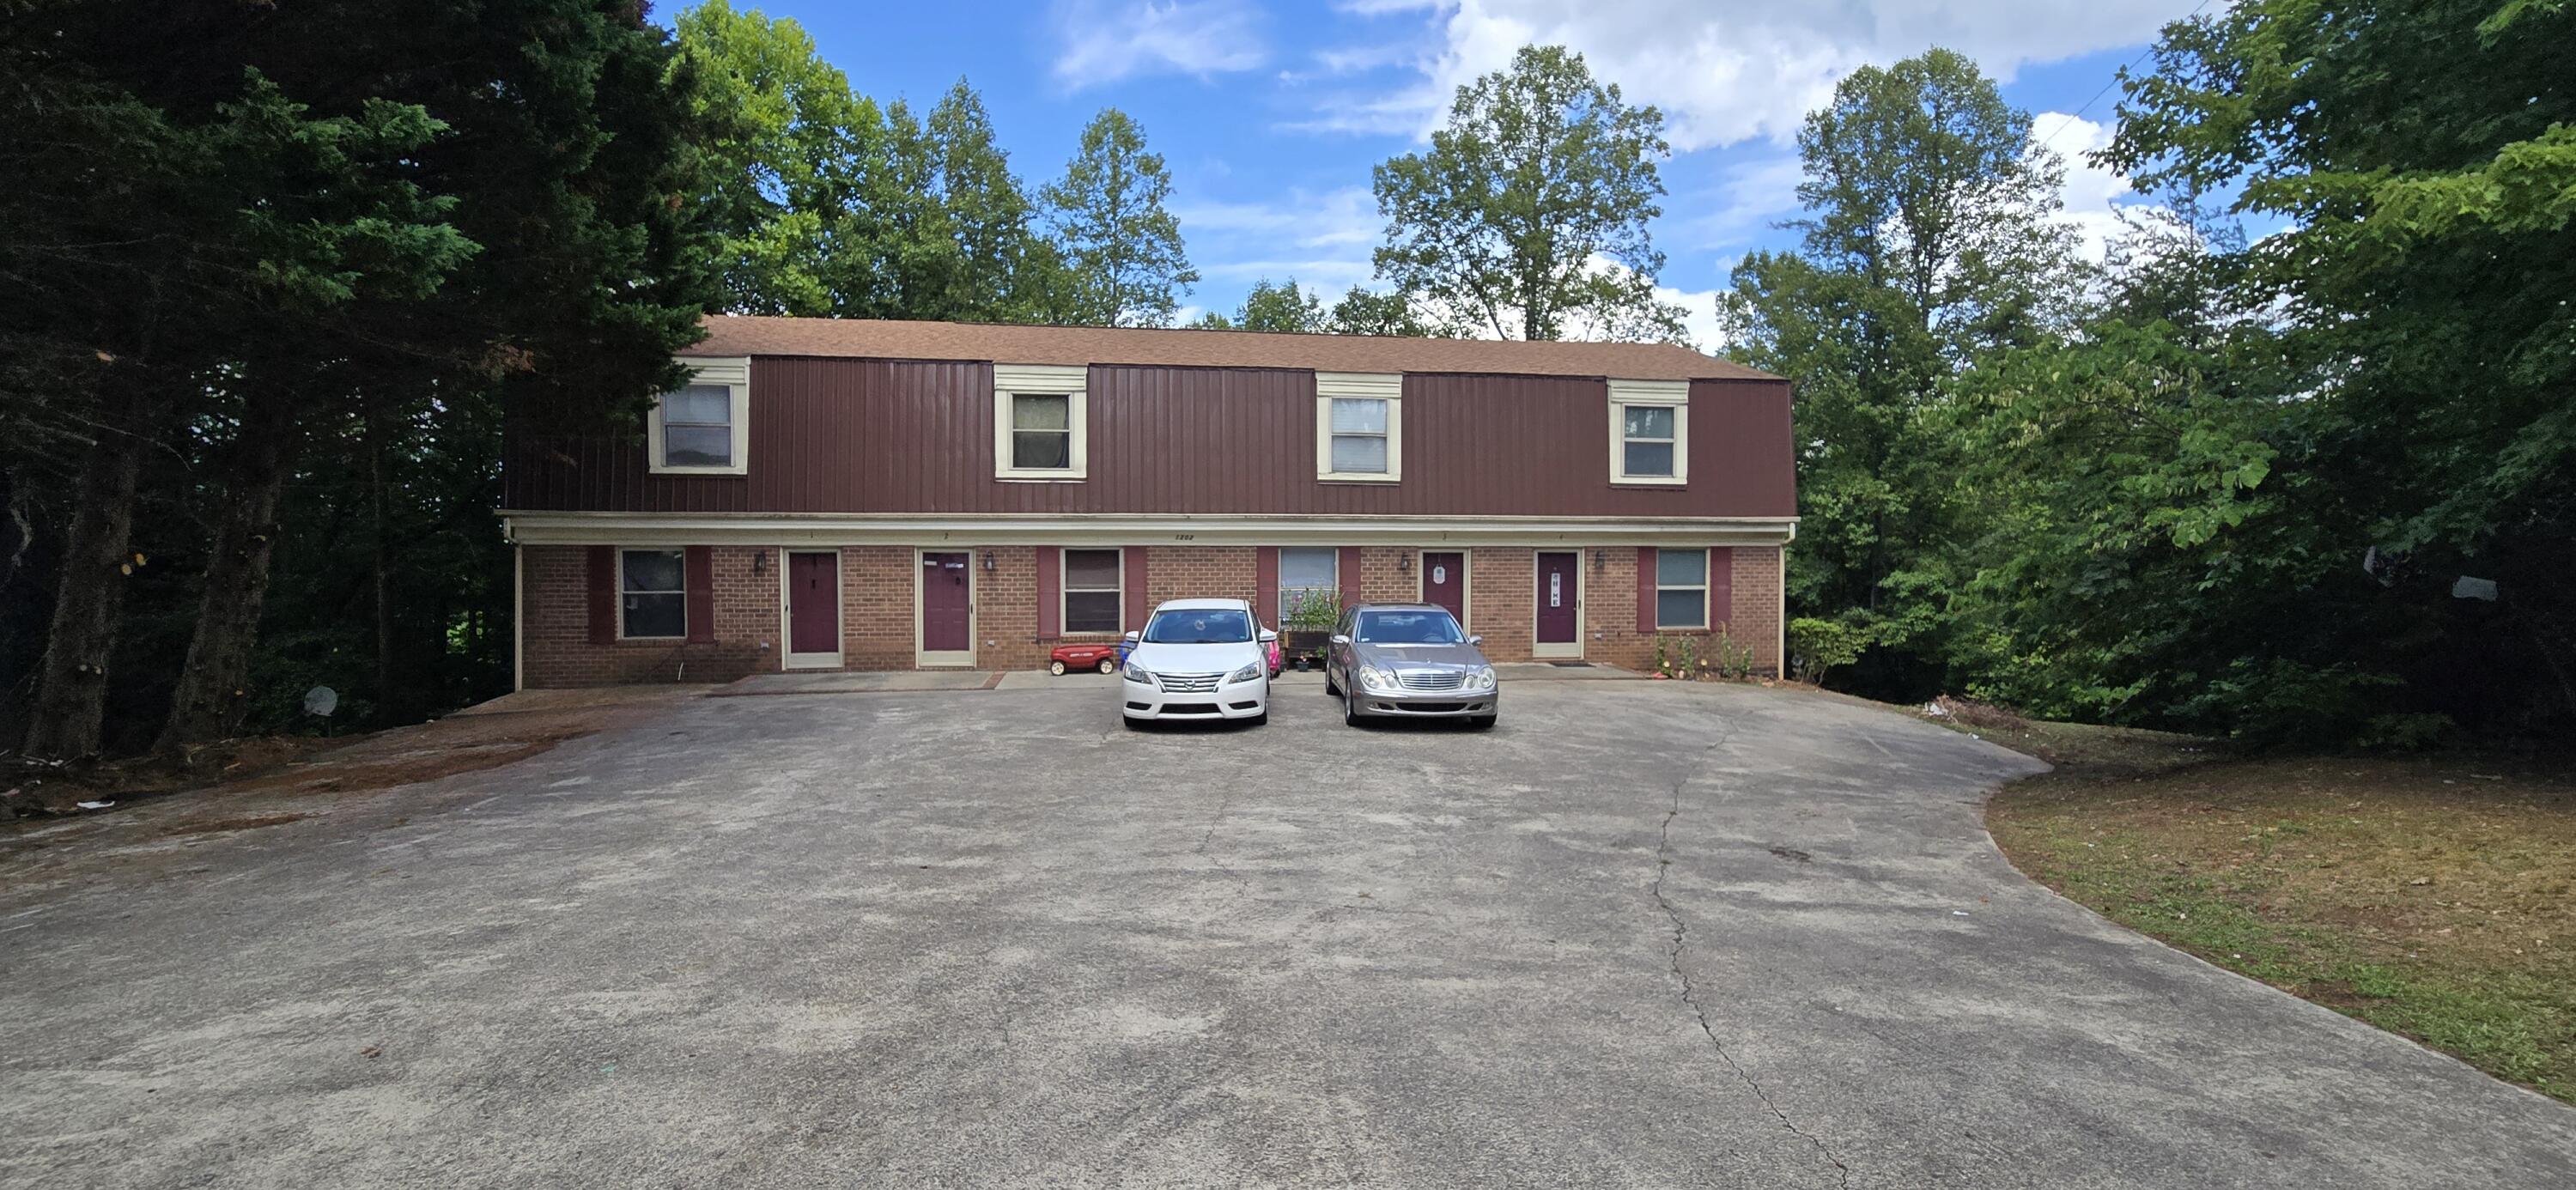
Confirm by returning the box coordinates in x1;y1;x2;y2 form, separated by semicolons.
1431;565;1448;584
1549;574;1563;608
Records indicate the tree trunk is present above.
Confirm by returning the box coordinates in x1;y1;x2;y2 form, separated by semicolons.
21;400;148;759
155;392;304;753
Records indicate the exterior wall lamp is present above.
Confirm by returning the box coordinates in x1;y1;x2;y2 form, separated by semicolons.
1397;553;1411;578
1591;548;1607;574
981;549;997;573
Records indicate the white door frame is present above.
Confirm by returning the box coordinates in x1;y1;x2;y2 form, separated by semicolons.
914;547;978;668
1531;549;1585;659
780;548;844;670
1418;548;1471;632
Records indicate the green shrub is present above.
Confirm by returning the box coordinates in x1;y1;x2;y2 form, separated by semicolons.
1787;617;1868;684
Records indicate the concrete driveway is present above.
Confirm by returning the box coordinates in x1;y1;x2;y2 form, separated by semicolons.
4;680;2571;1188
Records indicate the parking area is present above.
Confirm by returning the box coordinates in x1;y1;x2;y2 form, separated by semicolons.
4;681;2572;1187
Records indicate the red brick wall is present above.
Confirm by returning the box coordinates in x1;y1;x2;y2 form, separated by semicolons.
518;539;1783;684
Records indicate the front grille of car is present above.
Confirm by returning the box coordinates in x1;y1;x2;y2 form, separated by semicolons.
1395;670;1466;692
1158;672;1222;693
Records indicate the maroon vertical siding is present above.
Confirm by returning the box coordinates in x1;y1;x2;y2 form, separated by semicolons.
1711;547;1734;626
1036;546;1061;638
684;546;715;643
1337;546;1363;607
1122;546;1149;629
1637;547;1658;632
586;546;615;645
504;360;1795;519
1255;547;1279;624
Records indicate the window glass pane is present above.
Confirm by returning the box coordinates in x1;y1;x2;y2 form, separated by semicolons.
1623;404;1674;440
1064;591;1121;634
663;425;732;467
623;549;683;592
1656;589;1706;628
1012;393;1069;431
1330;434;1388;473
1064;549;1121;590
1329;398;1387;434
1625;440;1674;477
623;592;685;638
662;385;732;425
1278;546;1337;590
1013;430;1070;470
1656;548;1706;586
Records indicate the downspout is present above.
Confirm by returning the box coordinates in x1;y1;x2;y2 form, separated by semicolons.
507;519;524;694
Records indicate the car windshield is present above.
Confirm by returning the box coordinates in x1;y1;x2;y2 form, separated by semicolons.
1355;610;1465;645
1144;609;1253;644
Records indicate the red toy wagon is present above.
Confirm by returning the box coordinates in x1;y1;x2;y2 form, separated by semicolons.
1048;643;1121;675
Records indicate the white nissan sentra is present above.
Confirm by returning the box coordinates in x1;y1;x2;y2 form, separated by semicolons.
1121;598;1276;727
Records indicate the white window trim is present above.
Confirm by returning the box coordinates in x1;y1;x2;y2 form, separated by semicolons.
617;547;687;641
994;363;1089;482
1060;548;1125;636
1654;547;1710;630
1609;379;1688;487
1315;372;1403;483
648;356;750;477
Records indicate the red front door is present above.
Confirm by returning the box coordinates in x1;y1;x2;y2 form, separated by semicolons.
921;552;972;654
1535;551;1579;646
1423;551;1466;627
788;552;838;655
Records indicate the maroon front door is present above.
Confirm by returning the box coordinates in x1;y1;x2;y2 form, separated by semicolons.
788;552;838;656
1423;551;1466;627
1534;551;1579;647
920;551;972;655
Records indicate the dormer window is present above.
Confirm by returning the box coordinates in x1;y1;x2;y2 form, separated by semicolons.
649;357;750;476
1608;379;1687;486
994;364;1089;481
1315;372;1402;482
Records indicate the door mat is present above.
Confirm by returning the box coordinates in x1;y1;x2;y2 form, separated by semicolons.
1548;661;1594;668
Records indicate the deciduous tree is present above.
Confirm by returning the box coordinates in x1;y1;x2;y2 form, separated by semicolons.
1042;108;1197;327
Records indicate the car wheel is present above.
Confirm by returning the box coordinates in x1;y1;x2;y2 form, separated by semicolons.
1324;665;1340;697
1343;688;1362;726
1049;660;1067;676
1467;714;1497;731
1096;658;1116;674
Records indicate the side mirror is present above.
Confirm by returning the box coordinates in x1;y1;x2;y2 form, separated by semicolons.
1467;634;1484;646
1329;634;1352;646
1122;631;1140;643
1256;628;1278;643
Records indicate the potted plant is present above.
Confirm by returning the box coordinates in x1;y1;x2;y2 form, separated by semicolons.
1279;590;1342;668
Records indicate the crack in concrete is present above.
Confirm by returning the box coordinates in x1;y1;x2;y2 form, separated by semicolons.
1650;711;1852;1190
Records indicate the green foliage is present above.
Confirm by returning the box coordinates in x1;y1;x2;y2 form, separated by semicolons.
1042;108;1198;327
1370;46;1687;342
1326;286;1432;337
1235;278;1327;333
1785;617;1868;684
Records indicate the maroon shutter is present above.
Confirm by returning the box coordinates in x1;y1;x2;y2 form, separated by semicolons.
1338;545;1363;607
1255;547;1279;625
586;545;616;645
1637;546;1658;632
684;545;714;644
1710;547;1734;628
1036;546;1061;639
1123;546;1149;630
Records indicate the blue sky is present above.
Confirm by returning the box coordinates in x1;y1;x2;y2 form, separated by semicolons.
669;0;2192;345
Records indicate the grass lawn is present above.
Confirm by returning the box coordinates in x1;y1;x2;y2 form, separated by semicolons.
1967;712;2576;1105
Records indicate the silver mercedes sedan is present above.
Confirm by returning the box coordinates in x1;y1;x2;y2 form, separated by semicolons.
1323;604;1499;728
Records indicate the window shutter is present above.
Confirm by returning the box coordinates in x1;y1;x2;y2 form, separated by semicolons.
1338;546;1363;607
1123;546;1149;630
684;546;715;644
1637;547;1658;632
586;546;615;646
1255;547;1279;625
1710;547;1734;627
1036;546;1061;639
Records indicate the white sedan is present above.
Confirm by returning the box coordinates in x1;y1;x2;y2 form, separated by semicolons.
1120;598;1276;727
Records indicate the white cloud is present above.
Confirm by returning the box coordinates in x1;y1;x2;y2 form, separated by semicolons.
1298;0;2185;151
1676;153;1808;251
1049;1;1267;89
2029;111;2136;264
1178;185;1383;295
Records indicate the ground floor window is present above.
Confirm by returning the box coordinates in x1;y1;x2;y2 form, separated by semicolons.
1655;548;1708;628
622;549;686;638
1279;547;1337;622
1063;548;1122;634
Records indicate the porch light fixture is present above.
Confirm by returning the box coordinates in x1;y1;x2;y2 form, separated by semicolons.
1591;549;1607;574
751;551;768;576
981;549;997;573
1397;554;1411;578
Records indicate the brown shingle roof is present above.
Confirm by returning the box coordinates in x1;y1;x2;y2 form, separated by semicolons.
682;315;1778;382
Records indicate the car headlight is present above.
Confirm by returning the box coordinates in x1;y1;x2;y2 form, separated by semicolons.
1225;662;1264;684
1469;666;1498;690
1357;665;1395;693
1122;663;1156;686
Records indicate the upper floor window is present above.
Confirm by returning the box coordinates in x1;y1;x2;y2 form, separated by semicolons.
1315;372;1402;482
621;549;686;638
1608;379;1688;486
649;357;750;476
1279;547;1338;620
994;363;1089;481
